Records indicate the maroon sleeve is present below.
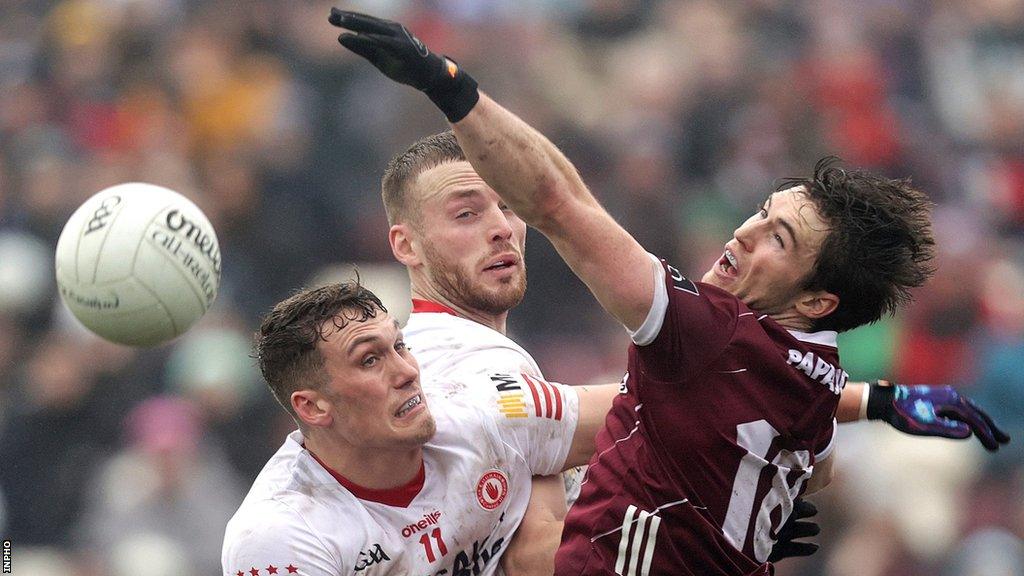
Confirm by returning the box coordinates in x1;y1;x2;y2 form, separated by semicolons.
637;258;740;381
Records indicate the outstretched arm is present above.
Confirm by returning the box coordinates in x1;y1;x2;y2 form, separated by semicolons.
328;8;655;332
453;95;655;332
837;381;1009;451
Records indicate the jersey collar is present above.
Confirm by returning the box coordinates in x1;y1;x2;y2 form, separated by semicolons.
411;299;460;316
787;329;838;348
307;447;425;508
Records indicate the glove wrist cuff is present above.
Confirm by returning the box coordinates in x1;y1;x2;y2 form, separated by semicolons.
426;57;480;123
865;380;895;420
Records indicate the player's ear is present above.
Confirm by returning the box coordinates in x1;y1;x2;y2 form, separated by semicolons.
292;389;334;428
390;223;422;267
796;290;839;321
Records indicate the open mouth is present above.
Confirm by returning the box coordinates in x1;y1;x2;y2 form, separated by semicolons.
396;394;422;418
718;249;739;277
483;255;518;272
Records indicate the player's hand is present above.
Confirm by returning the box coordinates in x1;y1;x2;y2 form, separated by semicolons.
327;8;479;122
866;381;1011;451
768;498;820;562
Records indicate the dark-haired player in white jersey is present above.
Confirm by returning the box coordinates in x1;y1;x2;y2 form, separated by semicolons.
222;282;618;575
328;9;1010;575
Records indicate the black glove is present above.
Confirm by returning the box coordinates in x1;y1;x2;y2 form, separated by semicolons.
866;381;1011;451
768;498;820;563
328;8;480;123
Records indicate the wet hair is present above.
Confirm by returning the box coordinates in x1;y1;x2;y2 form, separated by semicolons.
778;156;936;332
254;281;386;419
381;130;466;225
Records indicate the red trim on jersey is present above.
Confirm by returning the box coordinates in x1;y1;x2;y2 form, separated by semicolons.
522;374;563;420
411;299;459;316
522;374;543;417
307;448;425;507
552;381;563;420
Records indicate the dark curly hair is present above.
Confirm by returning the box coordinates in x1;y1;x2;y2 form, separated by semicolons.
778;157;936;332
255;281;386;419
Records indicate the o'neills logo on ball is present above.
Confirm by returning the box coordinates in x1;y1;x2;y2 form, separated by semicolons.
164;209;222;273
475;470;508;510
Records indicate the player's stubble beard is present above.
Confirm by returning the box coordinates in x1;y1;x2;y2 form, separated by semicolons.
422;241;527;316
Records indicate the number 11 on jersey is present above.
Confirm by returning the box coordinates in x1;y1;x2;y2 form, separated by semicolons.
420;527;448;562
722;420;811;562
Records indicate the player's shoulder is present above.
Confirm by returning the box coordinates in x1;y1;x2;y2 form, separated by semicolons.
777;328;847;395
224;471;371;574
223;495;353;571
229;432;372;537
632;254;742;346
407;312;542;384
407;310;523;350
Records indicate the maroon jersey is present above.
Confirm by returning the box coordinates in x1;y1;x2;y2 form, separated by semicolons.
556;257;844;576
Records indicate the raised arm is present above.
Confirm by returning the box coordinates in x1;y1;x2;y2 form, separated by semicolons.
454;95;655;332
329;8;655;331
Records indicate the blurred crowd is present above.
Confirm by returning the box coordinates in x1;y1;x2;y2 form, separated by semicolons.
0;0;1022;574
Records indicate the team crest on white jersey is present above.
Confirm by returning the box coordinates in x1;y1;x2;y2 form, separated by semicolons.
476;470;509;510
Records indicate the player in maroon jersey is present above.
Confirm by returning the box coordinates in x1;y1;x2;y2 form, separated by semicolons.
326;9;1010;575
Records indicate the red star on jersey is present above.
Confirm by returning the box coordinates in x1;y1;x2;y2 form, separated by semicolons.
286;565;298;574
250;568;260;576
267;566;278;575
236;572;244;576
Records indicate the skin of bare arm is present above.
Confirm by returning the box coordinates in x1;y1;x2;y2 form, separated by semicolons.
502;382;616;575
837;382;868;422
452;94;656;333
499;475;567;576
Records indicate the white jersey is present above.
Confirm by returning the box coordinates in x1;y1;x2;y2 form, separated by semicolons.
403;300;542;388
403;300;584;504
222;372;579;576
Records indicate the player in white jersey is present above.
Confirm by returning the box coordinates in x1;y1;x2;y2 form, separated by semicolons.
222;282;617;576
379;131;574;574
325;9;1010;570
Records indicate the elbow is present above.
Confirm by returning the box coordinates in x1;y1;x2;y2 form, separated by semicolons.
530;188;584;235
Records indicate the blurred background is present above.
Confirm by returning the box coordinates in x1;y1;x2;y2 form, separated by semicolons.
0;0;1022;574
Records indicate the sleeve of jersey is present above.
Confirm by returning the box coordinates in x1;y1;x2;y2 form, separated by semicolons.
628;254;738;377
222;502;342;576
490;373;580;476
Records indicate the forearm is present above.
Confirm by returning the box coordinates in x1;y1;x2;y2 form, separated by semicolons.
328;8;657;329
836;382;870;423
453;93;596;230
455;95;655;330
500;475;567;576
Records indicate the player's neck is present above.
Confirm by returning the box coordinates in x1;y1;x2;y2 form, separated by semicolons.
304;432;424;490
768;307;815;332
410;287;509;334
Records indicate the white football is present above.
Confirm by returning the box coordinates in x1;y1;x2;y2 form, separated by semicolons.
55;183;221;346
